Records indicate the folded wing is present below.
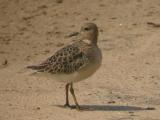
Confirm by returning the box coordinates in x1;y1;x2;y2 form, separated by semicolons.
27;42;89;74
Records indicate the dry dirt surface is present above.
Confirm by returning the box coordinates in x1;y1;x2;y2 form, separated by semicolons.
0;0;160;120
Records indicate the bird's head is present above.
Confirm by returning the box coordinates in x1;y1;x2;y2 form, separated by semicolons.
80;23;98;45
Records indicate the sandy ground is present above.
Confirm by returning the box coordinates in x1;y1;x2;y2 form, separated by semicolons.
0;0;160;120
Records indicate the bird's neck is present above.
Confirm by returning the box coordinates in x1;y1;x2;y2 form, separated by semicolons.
82;37;97;45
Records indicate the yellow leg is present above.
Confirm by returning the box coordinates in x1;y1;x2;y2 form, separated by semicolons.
64;83;70;107
70;83;80;110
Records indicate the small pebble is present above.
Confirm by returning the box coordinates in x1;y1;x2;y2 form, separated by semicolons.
55;0;63;3
2;59;8;66
36;107;41;110
108;100;116;104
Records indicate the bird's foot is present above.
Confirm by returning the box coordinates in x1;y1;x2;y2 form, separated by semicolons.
64;104;82;111
63;104;92;111
64;103;72;109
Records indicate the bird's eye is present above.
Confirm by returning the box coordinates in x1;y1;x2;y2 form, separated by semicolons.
84;27;90;31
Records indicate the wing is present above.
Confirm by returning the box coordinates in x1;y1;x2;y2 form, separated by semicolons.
27;42;90;74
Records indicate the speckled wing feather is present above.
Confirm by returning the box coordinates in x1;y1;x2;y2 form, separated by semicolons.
27;41;90;74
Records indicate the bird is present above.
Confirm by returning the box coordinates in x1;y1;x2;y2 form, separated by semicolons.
27;22;102;110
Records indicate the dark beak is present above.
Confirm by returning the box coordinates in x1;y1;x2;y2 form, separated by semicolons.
65;32;79;38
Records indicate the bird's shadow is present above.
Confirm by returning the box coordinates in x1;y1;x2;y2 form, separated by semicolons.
54;104;155;111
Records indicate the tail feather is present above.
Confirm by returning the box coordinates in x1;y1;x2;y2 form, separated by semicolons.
27;65;44;70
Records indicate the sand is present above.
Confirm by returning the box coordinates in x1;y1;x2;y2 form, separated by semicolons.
0;0;160;120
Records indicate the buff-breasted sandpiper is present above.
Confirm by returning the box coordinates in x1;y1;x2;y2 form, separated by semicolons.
27;23;102;110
